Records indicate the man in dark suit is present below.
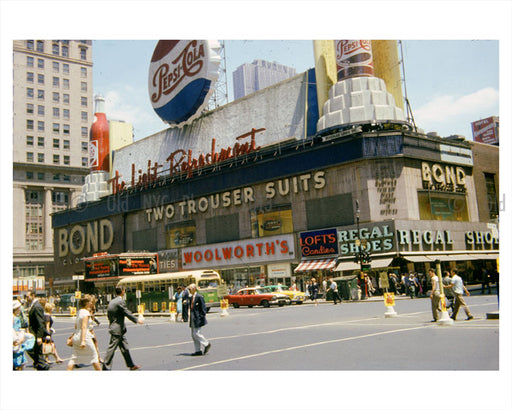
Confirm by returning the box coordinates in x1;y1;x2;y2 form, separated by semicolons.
188;284;211;356
26;291;50;370
103;286;144;370
181;285;190;322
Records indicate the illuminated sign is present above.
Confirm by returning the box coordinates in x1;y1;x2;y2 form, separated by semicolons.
421;162;466;192
338;224;394;255
300;228;338;258
58;219;114;257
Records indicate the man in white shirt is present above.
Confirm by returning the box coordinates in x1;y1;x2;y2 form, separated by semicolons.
428;268;441;322
445;268;473;320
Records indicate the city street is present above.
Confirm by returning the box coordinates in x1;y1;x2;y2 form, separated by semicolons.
39;292;498;371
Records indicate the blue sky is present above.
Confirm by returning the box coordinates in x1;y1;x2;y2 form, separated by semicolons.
93;39;499;141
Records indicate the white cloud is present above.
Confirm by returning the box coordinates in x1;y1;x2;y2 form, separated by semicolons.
414;87;499;125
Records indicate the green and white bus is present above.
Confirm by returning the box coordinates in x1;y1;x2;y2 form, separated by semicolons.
117;270;222;313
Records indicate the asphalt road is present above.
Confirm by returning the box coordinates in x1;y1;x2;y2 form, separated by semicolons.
39;292;499;371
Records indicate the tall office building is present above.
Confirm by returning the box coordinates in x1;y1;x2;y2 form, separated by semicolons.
13;40;93;294
232;60;297;100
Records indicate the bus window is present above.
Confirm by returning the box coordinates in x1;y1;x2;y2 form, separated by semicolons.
198;280;219;288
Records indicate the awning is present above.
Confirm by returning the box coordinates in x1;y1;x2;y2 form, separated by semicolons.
402;255;432;263
401;252;498;263
334;261;360;272
294;258;337;273
369;258;393;268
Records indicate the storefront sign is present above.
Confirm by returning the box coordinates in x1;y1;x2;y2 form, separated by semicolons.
300;228;338;258
267;263;292;278
465;230;499;246
182;234;295;269
57;219;114;257
145;171;326;223
158;249;179;272
421;162;466;192
338;224;394;255
397;229;454;246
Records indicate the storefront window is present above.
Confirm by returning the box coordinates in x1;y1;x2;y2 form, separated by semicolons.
418;191;469;221
250;204;293;238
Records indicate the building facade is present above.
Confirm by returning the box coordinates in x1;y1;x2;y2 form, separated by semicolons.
13;40;93;294
233;59;297;100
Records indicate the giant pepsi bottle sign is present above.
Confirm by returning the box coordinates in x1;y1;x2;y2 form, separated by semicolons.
149;40;221;127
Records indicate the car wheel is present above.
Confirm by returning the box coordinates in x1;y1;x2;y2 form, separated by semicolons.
248;305;253;308
233;303;239;308
297;301;303;305
287;300;292;305
261;300;270;308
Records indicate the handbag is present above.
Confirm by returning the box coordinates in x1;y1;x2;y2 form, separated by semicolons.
42;341;53;355
66;334;74;347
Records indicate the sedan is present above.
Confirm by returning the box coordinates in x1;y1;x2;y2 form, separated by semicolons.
260;285;305;305
225;287;290;308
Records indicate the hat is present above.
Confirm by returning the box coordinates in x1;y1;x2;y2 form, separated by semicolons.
13;300;22;310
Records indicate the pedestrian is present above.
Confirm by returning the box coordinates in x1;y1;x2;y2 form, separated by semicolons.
26;291;50;370
442;270;455;313
308;278;319;306
67;294;102;371
481;268;492;295
329;278;341;304
428;268;441;322
43;303;64;363
174;286;183;322
13;300;35;370
322;277;328;299
188;284;211;356
445;268;474;321
88;295;103;365
103;286;144;370
181;285;190;323
304;280;311;299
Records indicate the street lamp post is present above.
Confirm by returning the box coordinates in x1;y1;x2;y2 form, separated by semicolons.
355;201;366;300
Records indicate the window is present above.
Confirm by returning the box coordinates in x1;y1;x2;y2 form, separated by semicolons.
53;92;59;102
37;89;44;100
81;67;87;78
53;154;60;164
63;94;69;104
53;77;59;87
26;104;34;114
63;79;69;90
26;136;34;146
61;45;68;57
81;127;88;137
80;48;87;60
250;205;294;238
81;82;87;92
52;191;69;205
26;72;34;83
26;120;34;130
27;88;34;98
26;40;34;50
81;97;87;107
36;41;44;52
53;139;59;148
63;140;70;149
418;191;469;221
63;64;69;74
26;152;34;162
52;43;59;55
63;124;70;135
37;137;44;147
63;155;70;165
82;157;88;167
38;153;44;163
37;105;44;116
53;174;60;181
81;112;88;122
53;62;59;72
82;142;88;152
26;172;33;180
63;109;70;120
63;175;70;182
37;74;44;84
27;56;34;67
37;121;44;132
53;123;60;133
485;173;499;220
37;59;44;68
37;172;45;180
53;107;60;118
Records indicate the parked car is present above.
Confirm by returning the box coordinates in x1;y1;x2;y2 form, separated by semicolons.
260;285;305;305
58;293;76;311
225;287;290;308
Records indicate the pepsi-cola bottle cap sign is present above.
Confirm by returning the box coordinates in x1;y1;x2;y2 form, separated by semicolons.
148;40;221;127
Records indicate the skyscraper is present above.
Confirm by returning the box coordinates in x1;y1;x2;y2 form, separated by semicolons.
13;40;93;293
232;60;297;100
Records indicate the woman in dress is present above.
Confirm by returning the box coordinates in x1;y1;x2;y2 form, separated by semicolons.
43;302;64;363
66;294;102;371
174;286;183;322
13;300;35;370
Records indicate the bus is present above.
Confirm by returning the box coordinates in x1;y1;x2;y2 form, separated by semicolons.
117;270;222;313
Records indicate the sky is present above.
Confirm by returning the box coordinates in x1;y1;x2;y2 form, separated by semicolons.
93;39;500;142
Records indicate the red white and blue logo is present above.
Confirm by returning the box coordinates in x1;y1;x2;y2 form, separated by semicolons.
149;40;220;127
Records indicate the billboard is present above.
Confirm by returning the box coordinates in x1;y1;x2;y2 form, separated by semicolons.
471;116;499;144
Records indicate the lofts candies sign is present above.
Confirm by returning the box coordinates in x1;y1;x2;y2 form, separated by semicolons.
149;40;221;127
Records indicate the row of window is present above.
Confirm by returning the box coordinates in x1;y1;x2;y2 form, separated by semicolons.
25;172;82;183
26;72;88;89
27;57;88;77
26;152;75;165
26;40;88;60
26;82;88;99
25;136;87;151
27;117;87;133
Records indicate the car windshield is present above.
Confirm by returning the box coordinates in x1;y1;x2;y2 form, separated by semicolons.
255;288;269;295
